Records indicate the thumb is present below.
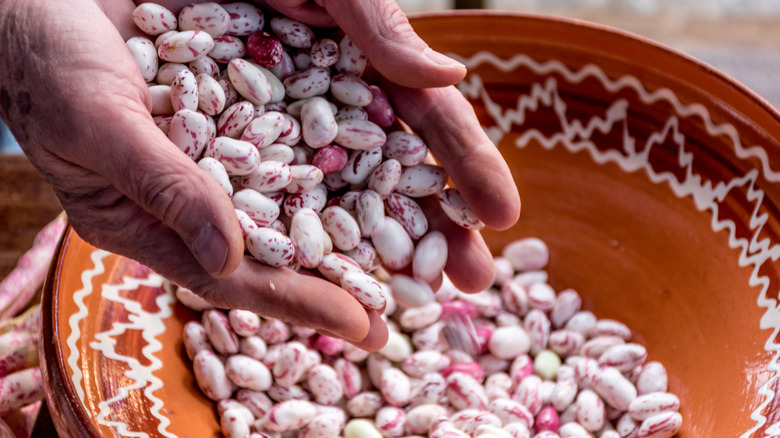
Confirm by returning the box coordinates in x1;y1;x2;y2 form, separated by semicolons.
318;0;467;88
86;108;245;278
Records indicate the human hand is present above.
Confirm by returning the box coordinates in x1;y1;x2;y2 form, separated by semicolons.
0;0;519;351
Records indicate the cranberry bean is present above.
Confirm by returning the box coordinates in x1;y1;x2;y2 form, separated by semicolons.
193;350;234;401
356;190;385;237
636;412;682;438
346;391;384;418
209;35;247;64
126;36;159;82
178;2;230;37
223;3;265;37
289;208;325;268
593;366;637;411
205;136;260;175
284;67;331;99
341;147;384;184
575;389;606;432
636;361;668;395
169;109;210;159
340;271;386;311
228;58;273;105
372;217;414;270
345;239;381;272
334;119;386;150
231;189;280;227
203;309;240;355
439;188;485;231
321;206;361;251
334;35;367;77
132;3;177;36
245;227;295;267
598;343;648;373
158;30;215;63
367;158;402;198
375;406;406;437
384;193;428;240
364;85;395;127
395;164;448;198
446;372;488;411
330;74;372;107
301;96;338;148
283;183;328;216
262;399;318;432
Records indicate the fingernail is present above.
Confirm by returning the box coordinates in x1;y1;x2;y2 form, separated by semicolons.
192;223;228;276
424;47;466;69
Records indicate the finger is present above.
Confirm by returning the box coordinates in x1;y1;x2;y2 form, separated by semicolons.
384;82;521;230
418;195;494;293
312;0;466;88
320;309;388;352
74;200;374;343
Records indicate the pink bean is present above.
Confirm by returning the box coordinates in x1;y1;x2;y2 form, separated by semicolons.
364;85;395;127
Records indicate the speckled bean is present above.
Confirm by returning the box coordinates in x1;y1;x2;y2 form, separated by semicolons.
345;239;381;272
221;408;251;438
225;354;272;392
346;392;384;418
204;136;260;175
334;119;386;150
242;160;292;192
208;35;247;63
412;230;448;283
395;164;447;198
127;36;159;82
178;2;230;37
158;30;215;63
330;74;372;107
334;35;367;77
289;208;326;268
636;412;682;438
132;3;177;35
371;217;414;270
340;271;386;311
598;343;647;373
223;3;265;36
384;193;428;240
183;320;213;360
169;109;210;159
636;361;668;395
231;189;280;227
193;349;234;401
502;238;549;272
310;38;339;67
388;274;435;309
283;183;328;216
203;309;240;355
341;147;384;184
439;188;485;231
262;399;318;432
228;58;273;105
284;67;331;99
575;389;605;432
593;366;637;411
400;301;443;330
445;372;488;411
321;206;361;251
196;73;227;115
190;55;221;77
300;96;338;148
246;227;295;267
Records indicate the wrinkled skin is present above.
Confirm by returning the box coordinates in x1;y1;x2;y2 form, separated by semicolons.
0;0;520;351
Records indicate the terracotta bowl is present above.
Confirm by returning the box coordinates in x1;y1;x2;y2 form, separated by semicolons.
40;11;780;437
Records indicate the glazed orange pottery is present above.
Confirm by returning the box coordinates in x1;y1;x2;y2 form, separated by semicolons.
41;11;780;437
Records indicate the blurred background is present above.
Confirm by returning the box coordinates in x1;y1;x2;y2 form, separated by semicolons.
2;0;780;153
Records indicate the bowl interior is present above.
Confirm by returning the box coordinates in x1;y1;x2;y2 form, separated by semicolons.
41;11;780;437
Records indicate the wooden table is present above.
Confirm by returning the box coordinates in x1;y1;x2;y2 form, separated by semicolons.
0;154;61;280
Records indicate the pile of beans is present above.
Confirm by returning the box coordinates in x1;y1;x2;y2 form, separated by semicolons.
127;1;474;311
174;236;683;438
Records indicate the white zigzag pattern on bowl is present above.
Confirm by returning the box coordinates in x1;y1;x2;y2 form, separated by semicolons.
67;250;178;438
454;51;780;437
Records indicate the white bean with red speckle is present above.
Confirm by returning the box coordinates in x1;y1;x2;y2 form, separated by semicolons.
126;36;159;82
550;289;582;328
636;361;668;395
284;67;331;99
226;354;273;392
356;190;384;238
228;58;273;105
334;119;387;151
320;206;362;251
307;364;344;406
203;309;240;355
388;274;435;309
183;320;214;360
382;131;428;166
340;271;386;311
193;349;234;401
217;101;255;138
204;136;260;175
524;309;551;355
289;208;325;268
198;156;233;196
330;74;372;107
300;413;342;438
168;109;209;159
399;301;443;330
222;2;264;36
367;158;401;198
232;189;280;227
334;35;367;77
412;230;448;283
310;38;339;67
502;238;549;272
228;309;260;336
580;336;625;360
384;193;428;240
488;398;534;427
178;2;230;38
158;30;215;63
300;96;338;148
628;392;679;422
439;188;485;231
372;217;414;270
598;343;647;373
575;389;606;432
489;325;531;360
242;160;292;192
548;330;585;359
592;366;637;411
345;239;381;272
395;164;448;198
317;253;363;284
190;55;221;77
379;367;411;407
374;406;406;437
341;147;384;184
636;412;682;438
445;372;488;411
273;342;309;388
346;392;384;418
245;227;295;267
156;62;189;85
132;3;177;36
241;111;286;148
209;35;247;64
262;399;318;432
221;408;251;438
235;209;258;238
284;183;328;216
